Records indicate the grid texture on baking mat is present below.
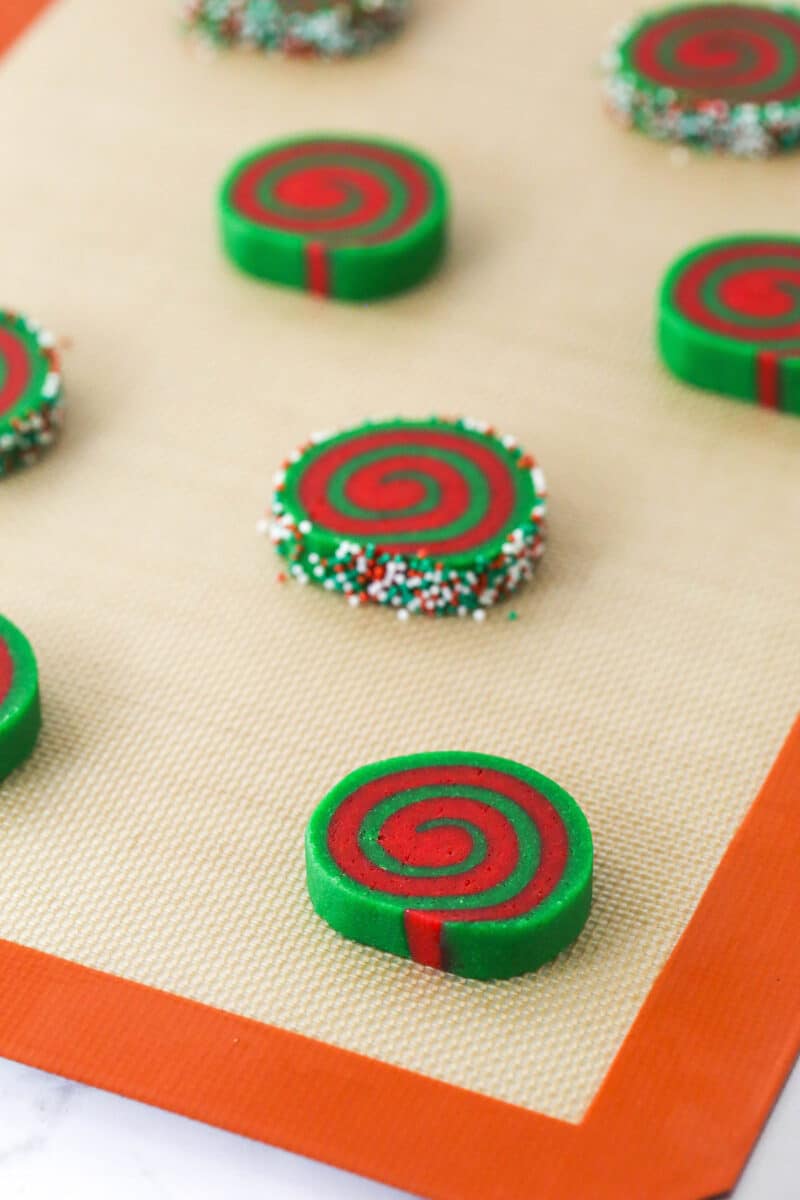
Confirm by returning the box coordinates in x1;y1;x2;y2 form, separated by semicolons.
1;0;798;1124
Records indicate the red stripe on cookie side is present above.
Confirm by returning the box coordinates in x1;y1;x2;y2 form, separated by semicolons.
307;242;330;297
404;911;444;970
757;351;781;409
0;639;14;708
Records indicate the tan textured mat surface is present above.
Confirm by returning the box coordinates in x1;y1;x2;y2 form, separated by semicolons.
1;0;798;1122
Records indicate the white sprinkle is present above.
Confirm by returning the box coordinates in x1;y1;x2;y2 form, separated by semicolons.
41;372;60;399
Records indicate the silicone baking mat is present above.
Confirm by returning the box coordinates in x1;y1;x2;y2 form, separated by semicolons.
1;1;799;1197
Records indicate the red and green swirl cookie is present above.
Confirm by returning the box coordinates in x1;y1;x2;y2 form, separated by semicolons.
0;615;41;782
265;417;548;618
0;311;63;478
605;4;800;155
218;135;448;301
659;235;800;414
306;752;593;980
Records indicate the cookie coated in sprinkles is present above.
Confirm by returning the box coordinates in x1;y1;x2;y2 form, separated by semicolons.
182;0;408;57
0;310;63;479
603;3;800;156
261;416;548;619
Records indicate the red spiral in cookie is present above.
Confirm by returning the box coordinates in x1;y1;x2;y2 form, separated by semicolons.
325;760;571;969
673;238;800;344
0;637;13;708
0;326;32;418
229;138;433;245
290;424;524;556
630;4;800;102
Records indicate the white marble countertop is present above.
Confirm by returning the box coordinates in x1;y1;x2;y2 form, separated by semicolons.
0;1052;796;1199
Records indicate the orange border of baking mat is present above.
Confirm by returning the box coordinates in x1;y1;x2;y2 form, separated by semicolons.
3;9;800;1197
0;717;795;1200
0;0;55;54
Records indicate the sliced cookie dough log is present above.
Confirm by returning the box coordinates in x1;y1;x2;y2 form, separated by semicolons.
604;3;800;156
0;616;41;781
183;0;408;57
219;134;448;301
0;310;63;478
266;417;548;617
306;752;593;980
659;235;800;414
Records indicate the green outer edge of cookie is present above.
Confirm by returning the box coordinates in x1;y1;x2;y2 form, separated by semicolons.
217;133;449;302
0;311;64;479
605;2;800;154
0;614;41;783
657;233;800;414
305;751;593;981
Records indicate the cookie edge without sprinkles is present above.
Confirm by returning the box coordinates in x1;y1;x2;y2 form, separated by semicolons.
0;310;63;478
218;134;449;301
658;234;800;415
182;0;409;57
305;751;594;981
0;615;41;782
603;2;800;157
262;416;548;618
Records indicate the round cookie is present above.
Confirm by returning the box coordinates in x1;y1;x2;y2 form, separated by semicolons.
306;752;593;980
0;616;41;782
604;3;800;156
183;0;408;57
0;310;63;478
659;235;800;414
265;417;548;617
219;135;448;301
